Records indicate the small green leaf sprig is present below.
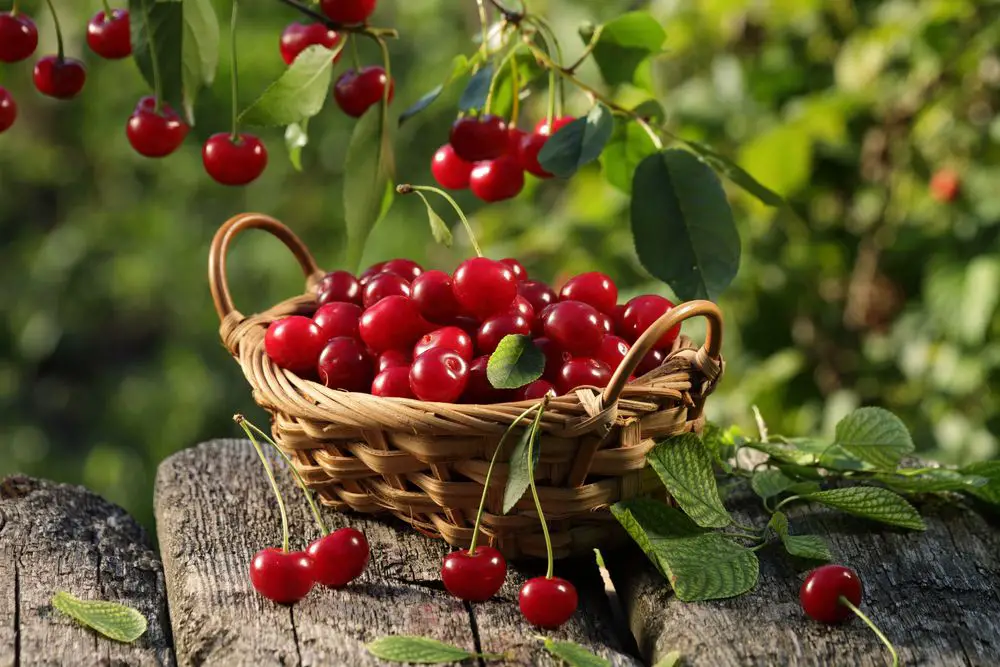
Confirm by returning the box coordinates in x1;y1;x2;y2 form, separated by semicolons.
366;635;621;666
51;591;148;643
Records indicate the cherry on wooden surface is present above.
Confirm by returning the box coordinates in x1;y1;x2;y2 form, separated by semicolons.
307;527;370;588
249;548;314;605
441;547;507;602
800;564;863;624
519;576;578;628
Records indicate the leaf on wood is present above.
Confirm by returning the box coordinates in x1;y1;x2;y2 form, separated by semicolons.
487;335;544;389
874;469;990;494
543;639;611;667
343;100;397;269
366;636;475;664
537;103;614;178
804;487;926;531
51;591;147;643
768;512;832;561
745;441;818;466
834;407;914;470
647;433;732;528
750;469;796;500
501;402;545;514
652;651;683;667
285;119;308;172
239;45;343;127
960;461;1000;505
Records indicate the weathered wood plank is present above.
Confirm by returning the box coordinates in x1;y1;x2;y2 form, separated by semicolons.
0;475;175;667
609;493;1000;666
156;439;641;666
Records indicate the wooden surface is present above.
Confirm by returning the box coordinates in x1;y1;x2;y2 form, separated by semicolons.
0;475;175;667
607;492;1000;666
155;439;642;666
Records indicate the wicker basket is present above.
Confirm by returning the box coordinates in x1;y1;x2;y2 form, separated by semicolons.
210;213;725;560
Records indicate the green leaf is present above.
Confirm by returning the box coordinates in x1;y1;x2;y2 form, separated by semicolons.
960;462;1000;505
653;651;683;667
239;45;342;126
875;469;990;494
501;403;545;514
590;12;666;88
458;63;494;112
412;193;452;247
131;0;183;114
593;547;606;569
744;441;818;466
751;469;796;499
684;140;783;207
544;639;610;667
601;117;658;194
768;512;832;561
538;104;614;179
51;592;147;643
487;335;544;389
804;487;926;530
343;101;397;269
631;150;741;301
400;55;472;124
647;433;731;528
285;119;308;172
366;636;475;664
180;0;219;122
834;407;914;470
484;51;545;119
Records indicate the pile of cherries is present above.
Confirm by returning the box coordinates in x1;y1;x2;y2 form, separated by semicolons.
263;256;682;403
432;114;576;202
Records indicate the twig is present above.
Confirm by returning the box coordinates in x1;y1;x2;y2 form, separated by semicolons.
276;0;399;40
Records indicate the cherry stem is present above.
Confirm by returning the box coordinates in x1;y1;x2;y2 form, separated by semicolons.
349;34;361;70
476;0;490;60
509;48;521;126
141;0;164;114
10;0;18;16
839;596;899;667
101;0;114;19
468;403;543;555
528;16;564;115
396;184;483;257
43;0;64;60
237;415;329;537
484;45;519;115
525;397;553;578
242;418;290;553
376;36;391;105
565;24;602;74
275;0;399;41
229;0;240;141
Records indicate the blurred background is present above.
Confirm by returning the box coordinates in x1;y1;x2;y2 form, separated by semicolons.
2;0;999;532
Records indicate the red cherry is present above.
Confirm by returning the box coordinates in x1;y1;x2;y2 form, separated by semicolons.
635;348;665;376
519;576;578;628
319;0;376;24
280;22;341;65
800;565;863;624
249;548;314;604
382;258;424;282
518;116;576;177
126;96;189;158
306;527;370;588
501;258;528;282
517;379;556;401
542;300;605;356
410;348;469;403
202;133;268;185
596;312;614;335
359;261;388;284
463;355;515;404
362;272;411;308
534;116;576;135
33;56;87;99
507;127;527;158
449;114;509;162
87;9;131;60
533;303;555;337
469;156;525;202
0;13;38;63
620;295;680;349
313;302;362;341
452;257;518;319
597;335;630;371
359;295;428;353
415;326;474;362
446;315;482;339
535;337;572;382
431;143;474;190
376;349;411;372
318;337;373;392
560;272;617;315
557;358;611;395
477;314;530;355
509;295;535;322
518;280;557;315
317;270;362;306
372;366;415;398
930;168;960;203
334;66;394;118
265;316;325;374
441;547;507;602
613;304;627;334
411;270;463;323
0;87;16;133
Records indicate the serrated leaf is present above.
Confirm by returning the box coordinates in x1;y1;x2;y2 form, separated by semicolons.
366;636;475;664
239;45;342;127
601;117;658;194
51;592;147;643
400;55;472;124
501;403;545;514
543;639;610;667
344;100;397;269
538;104;614;178
653;651;683;667
487;335;544;389
751;469;796;499
180;0;219;123
875;469;989;494
684;140;783;207
768;512;832;561
631;149;740;301
590;11;666;88
804;487;926;530
131;0;183;113
647;433;731;528
458;63;494;112
960;461;1000;505
834;407;914;470
285;119;308;172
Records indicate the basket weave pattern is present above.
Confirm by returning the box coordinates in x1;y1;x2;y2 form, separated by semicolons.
211;214;725;559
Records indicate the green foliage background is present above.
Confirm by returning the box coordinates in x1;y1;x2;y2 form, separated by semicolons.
2;0;999;531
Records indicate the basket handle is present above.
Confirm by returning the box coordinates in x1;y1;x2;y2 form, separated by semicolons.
602;299;723;406
208;213;321;321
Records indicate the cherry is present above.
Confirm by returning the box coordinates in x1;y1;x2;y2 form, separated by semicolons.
319;0;376;24
620;295;681;349
535;337;571;382
415;326;474;362
249;548;314;604
509;295;535;322
317;270;362;306
800;565;863;624
431;143;474;190
372;366;415;398
463;355;515;404
362;271;410;308
501;258;528;282
318;337;373;392
517;280;557;315
359;295;428;353
411;270;463;323
477;313;530;355
359;261;387;284
560;272;617;315
557;358;611;395
930;168;960;203
519;576;578;628
87;9;131;60
376;349;410;372
518;379;556;401
0;88;16;133
507;127;527;158
382;258;424;282
126;96;189;158
306;527;370;588
597;335;630;371
596;312;614;335
542;300;605;357
410;348;469;403
533;303;556;337
449;114;509;162
334;66;394;118
612;304;627;335
518;116;575;178
313;302;362;341
452;257;517;319
265;316;325;374
635;348;665;376
33;56;87;99
0;13;38;63
447;314;482;339
441;547;507;601
469;156;525;202
280;22;341;65
202;133;268;185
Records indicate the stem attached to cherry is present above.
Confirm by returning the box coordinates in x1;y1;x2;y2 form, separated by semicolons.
43;0;65;60
376;37;392;106
527;16;565;116
349;35;361;70
839;596;900;667
141;0;165;113
484;45;520;116
10;0;18;17
242;417;291;553
396;184;484;258
525;397;554;578
101;0;114;20
229;0;240;141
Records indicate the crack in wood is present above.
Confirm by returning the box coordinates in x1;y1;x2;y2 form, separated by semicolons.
464;601;487;667
288;607;303;667
13;554;20;667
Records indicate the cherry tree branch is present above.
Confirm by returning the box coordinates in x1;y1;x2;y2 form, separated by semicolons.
276;0;399;40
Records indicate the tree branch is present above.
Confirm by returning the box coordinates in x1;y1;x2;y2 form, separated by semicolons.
276;0;399;40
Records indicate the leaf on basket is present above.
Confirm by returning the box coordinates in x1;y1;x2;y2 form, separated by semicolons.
767;512;832;561
51;591;147;643
647;433;732;528
543;639;611;667
366;636;477;663
487;335;545;389
803;487;926;531
502;402;546;514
